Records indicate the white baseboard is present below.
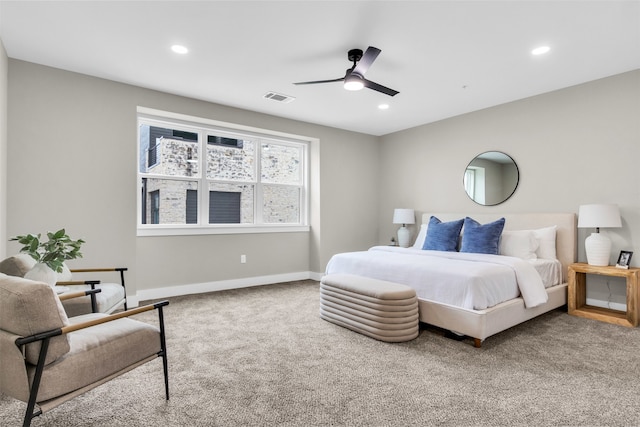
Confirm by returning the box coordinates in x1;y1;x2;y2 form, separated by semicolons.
127;271;324;307
309;271;324;281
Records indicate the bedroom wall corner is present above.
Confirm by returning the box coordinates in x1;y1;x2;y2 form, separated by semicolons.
0;37;8;259
316;128;380;272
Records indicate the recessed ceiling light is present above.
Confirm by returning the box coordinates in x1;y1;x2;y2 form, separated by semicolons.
171;45;189;54
531;46;550;56
378;104;390;110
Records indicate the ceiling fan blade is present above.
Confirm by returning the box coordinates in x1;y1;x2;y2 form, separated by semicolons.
352;46;381;75
363;78;399;97
293;77;345;85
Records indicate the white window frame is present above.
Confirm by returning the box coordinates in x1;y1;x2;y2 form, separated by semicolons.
137;107;311;236
464;168;476;199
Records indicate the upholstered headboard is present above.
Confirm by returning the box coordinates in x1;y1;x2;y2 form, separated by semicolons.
421;213;577;283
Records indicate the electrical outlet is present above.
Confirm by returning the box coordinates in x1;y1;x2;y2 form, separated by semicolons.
240;254;247;264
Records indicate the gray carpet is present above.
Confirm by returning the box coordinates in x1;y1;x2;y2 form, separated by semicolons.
2;280;640;426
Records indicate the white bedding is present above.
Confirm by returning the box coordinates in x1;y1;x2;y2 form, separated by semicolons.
325;246;558;310
530;258;562;289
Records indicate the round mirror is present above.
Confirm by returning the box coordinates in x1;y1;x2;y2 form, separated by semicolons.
463;151;519;206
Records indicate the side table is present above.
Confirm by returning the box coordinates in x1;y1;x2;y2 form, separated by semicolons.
567;263;640;327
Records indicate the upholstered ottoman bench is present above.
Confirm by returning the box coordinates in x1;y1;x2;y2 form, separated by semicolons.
320;274;419;342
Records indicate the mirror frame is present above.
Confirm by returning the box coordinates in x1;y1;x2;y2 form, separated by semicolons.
463;151;519;206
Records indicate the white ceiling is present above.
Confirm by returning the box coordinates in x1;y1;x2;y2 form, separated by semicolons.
1;1;639;136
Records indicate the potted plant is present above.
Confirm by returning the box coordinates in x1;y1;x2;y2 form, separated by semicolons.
10;229;85;286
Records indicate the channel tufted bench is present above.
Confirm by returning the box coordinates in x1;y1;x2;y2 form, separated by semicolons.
320;274;419;342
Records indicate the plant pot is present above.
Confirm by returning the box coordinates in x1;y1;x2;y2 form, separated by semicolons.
24;262;57;287
57;263;73;282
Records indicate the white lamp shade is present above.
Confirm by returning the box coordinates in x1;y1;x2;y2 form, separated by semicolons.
578;204;621;229
393;209;415;225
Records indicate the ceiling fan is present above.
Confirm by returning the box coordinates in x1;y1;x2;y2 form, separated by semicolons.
294;46;399;97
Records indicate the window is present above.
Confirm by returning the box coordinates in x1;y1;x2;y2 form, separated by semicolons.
209;191;241;223
137;109;309;235
463;168;475;199
208;135;244;149
186;189;198;224
149;191;160;224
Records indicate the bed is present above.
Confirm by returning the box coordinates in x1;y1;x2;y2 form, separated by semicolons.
325;213;577;347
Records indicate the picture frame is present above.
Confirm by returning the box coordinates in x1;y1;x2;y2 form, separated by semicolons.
616;250;633;269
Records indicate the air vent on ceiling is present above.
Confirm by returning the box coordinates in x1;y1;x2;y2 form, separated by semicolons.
264;92;296;103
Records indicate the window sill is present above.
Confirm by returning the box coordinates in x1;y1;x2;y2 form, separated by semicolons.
137;225;310;237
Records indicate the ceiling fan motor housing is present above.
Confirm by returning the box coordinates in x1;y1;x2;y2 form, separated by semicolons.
348;49;363;63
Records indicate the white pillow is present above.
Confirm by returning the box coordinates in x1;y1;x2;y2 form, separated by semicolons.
499;230;539;260
412;224;428;249
533;225;557;260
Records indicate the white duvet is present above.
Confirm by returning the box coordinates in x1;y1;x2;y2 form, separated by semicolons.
325;246;550;310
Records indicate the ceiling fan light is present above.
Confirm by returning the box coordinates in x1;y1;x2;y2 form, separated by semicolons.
531;45;550;55
171;44;189;54
344;74;364;91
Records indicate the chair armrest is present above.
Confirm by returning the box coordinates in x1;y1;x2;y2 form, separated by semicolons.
58;288;101;302
56;280;101;286
55;282;101;312
15;300;169;346
69;267;127;273
61;300;169;334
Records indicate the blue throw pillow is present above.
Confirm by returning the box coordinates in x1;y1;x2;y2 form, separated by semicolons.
460;217;506;255
422;216;464;251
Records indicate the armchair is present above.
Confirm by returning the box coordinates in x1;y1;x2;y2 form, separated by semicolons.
56;267;128;316
0;273;169;427
0;254;127;316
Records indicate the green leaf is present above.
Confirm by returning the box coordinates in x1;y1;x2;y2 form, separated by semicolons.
11;229;84;268
29;239;39;253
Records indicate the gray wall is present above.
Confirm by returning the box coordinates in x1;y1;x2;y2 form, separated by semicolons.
5;60;380;302
0;39;7;259
4;52;639;305
379;70;640;270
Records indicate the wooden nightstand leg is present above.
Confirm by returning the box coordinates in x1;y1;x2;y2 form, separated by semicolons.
574;272;587;310
627;272;639;327
568;268;577;313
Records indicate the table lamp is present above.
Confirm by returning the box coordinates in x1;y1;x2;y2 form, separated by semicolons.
393;208;415;248
577;204;621;266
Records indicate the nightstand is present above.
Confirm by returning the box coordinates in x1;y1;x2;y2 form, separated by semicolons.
568;263;640;327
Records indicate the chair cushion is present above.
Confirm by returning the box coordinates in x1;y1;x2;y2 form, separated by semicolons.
0;254;37;277
31;313;161;402
0;274;70;365
61;283;126;316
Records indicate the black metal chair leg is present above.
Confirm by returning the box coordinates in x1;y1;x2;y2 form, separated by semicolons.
86;281;100;313
118;268;128;310
158;305;169;400
22;338;50;427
